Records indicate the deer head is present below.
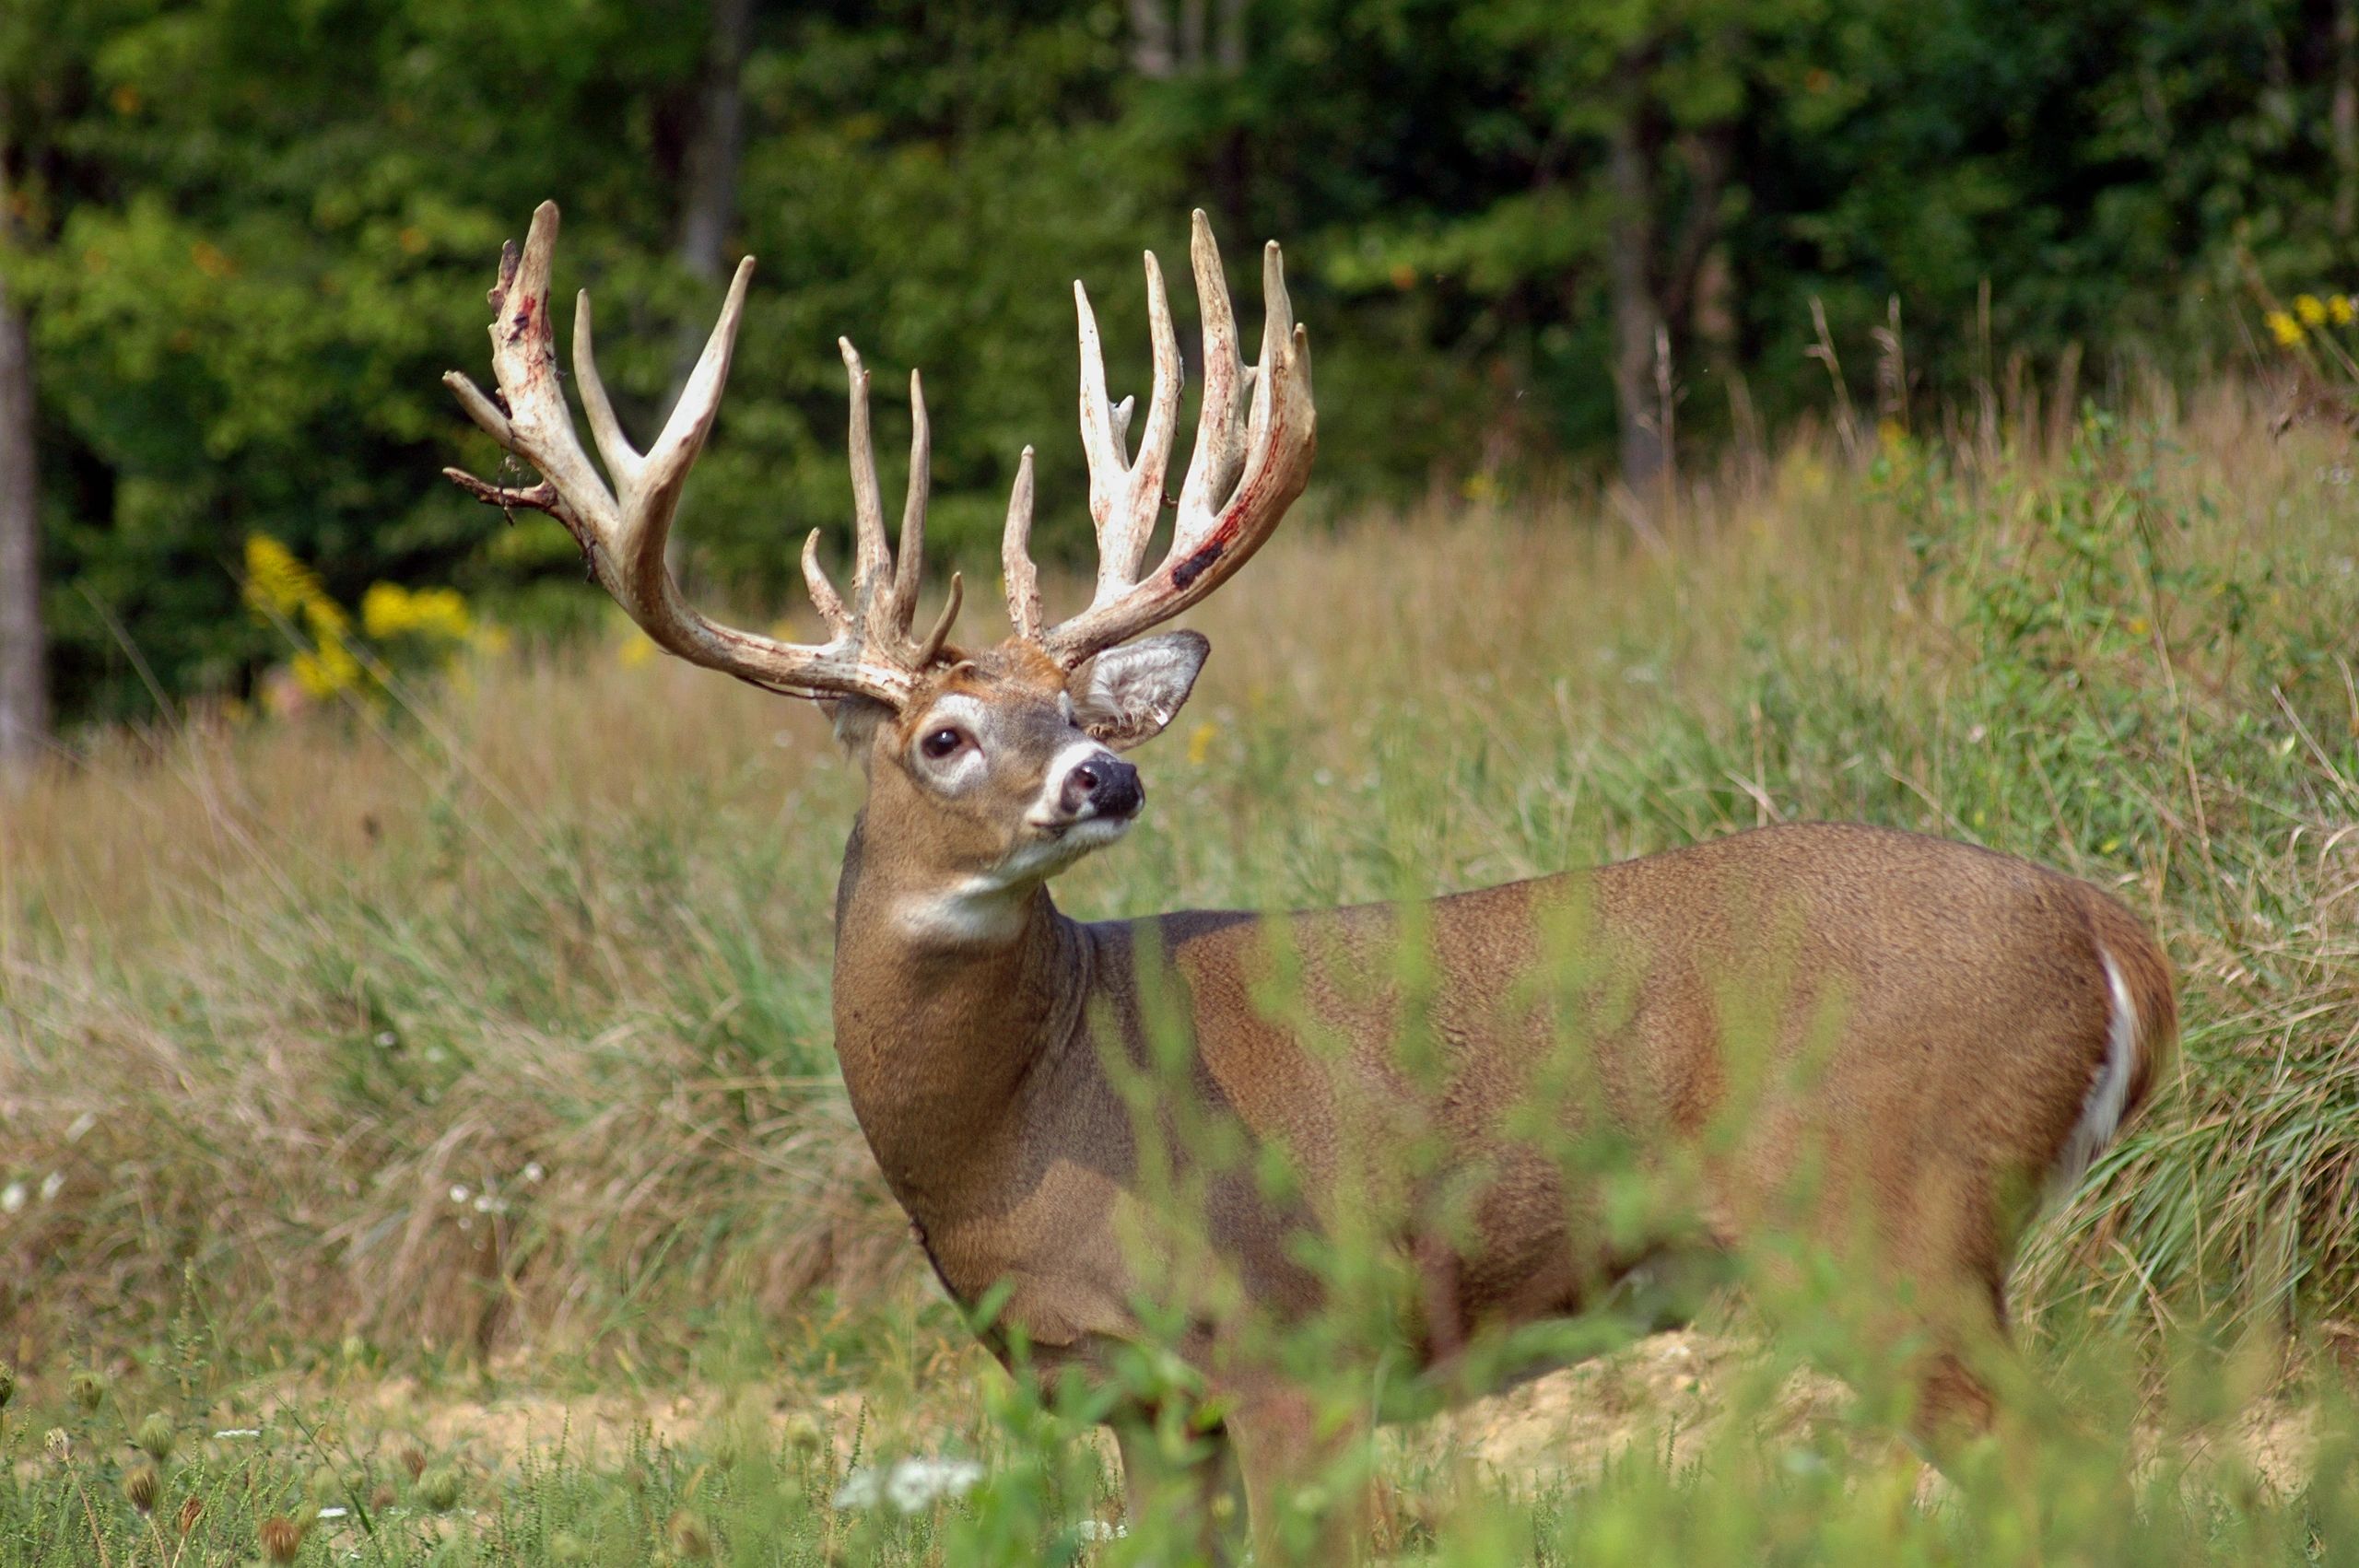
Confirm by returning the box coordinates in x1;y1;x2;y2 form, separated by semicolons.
443;205;1314;930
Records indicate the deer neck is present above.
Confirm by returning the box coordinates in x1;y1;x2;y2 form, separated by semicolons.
828;815;1091;1214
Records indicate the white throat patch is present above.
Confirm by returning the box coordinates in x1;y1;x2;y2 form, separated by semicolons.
893;875;1032;944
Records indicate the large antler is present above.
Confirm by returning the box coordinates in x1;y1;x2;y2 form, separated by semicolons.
1004;209;1316;666
442;202;956;708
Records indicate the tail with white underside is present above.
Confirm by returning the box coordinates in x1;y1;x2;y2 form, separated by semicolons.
2048;872;2170;1193
2048;896;2177;1199
2049;954;2140;1193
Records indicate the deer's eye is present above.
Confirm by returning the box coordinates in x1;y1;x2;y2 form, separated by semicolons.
920;727;967;760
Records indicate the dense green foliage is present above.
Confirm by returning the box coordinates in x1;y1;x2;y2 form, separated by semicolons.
5;0;2354;720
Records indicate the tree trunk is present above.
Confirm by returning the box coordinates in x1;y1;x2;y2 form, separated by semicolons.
2336;0;2358;240
1129;0;1176;77
1215;0;1246;74
1179;0;1207;69
667;0;755;398
0;278;44;770
0;117;46;770
1603;109;1665;493
663;0;754;578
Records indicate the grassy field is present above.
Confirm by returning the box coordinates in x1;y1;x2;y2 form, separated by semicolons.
3;386;2358;1562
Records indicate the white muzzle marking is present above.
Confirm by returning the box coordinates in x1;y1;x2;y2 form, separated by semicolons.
1030;739;1121;828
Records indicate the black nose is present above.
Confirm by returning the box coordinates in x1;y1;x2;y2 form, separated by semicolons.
1062;755;1143;818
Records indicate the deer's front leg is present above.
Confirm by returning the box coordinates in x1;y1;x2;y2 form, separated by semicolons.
1114;1412;1247;1564
1227;1386;1375;1565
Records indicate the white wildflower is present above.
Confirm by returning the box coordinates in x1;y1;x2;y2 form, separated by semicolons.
39;1172;64;1202
448;1184;469;1206
885;1457;983;1513
522;1162;545;1184
317;1506;349;1519
212;1428;263;1439
1;1182;24;1214
835;1457;984;1515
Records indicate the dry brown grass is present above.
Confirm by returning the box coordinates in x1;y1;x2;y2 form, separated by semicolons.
3;380;2355;1380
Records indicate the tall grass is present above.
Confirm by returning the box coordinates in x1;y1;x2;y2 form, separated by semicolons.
2;380;2354;1398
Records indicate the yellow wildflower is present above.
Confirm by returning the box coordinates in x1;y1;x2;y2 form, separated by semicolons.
361;582;472;643
360;583;407;639
243;534;329;621
2296;293;2329;328
417;589;471;640
2334;295;2355;326
2266;310;2304;346
291;638;364;699
1186;720;1218;766
301;596;348;641
245;534;389;702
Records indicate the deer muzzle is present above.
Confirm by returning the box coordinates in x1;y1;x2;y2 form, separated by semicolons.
1059;754;1143;821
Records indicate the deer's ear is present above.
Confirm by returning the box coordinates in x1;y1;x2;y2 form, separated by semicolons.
1070;631;1209;751
827;696;893;754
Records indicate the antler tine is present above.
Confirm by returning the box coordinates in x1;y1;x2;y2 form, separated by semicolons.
639;255;756;556
1132;250;1183;541
1074;281;1122;516
839;339;896;637
1175;208;1246;534
801;529;853;638
443;201;933;709
914;571;963;666
1001;445;1042;641
571;288;633;486
1239;240;1302;473
1072;253;1183;608
1034;211;1316;667
892;369;931;636
443;207;617;542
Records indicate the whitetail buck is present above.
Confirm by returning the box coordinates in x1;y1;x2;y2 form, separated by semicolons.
445;203;2175;1562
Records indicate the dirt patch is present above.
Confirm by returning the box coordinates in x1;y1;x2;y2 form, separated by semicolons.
1396;1330;1842;1483
337;1376;714;1464
232;1330;2324;1502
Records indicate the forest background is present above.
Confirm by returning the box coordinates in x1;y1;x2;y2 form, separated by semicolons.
1;0;2350;747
